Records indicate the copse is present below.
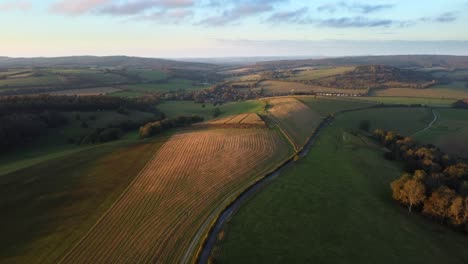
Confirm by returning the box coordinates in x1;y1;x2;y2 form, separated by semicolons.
374;129;468;233
139;115;204;139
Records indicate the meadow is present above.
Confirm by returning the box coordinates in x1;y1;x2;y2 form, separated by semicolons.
414;108;468;158
215;106;468;264
157;100;265;120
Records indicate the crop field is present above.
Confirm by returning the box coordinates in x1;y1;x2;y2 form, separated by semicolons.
206;113;266;128
415;108;468;158
158;100;265;120
266;97;322;150
0;138;167;263
372;86;468;99
255;80;367;95
298;96;376;116
287;67;355;81
60;128;291;263
216;108;468;264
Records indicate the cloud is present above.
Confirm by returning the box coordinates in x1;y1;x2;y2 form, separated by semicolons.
0;0;31;11
50;0;111;15
421;12;458;23
133;8;193;23
318;17;394;28
265;7;309;24
317;2;394;14
198;0;282;26
100;0;194;16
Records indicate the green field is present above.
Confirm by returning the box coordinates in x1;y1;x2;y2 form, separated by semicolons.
0;137;167;263
298;96;377;116
216;107;468;264
122;78;206;92
158;100;265;120
415;108;468;158
127;69;167;82
352;96;456;106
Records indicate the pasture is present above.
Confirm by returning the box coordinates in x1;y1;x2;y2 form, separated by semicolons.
0;137;167;263
298;96;376;116
216;107;468;264
157;100;265;120
415;108;468;158
60;128;291;263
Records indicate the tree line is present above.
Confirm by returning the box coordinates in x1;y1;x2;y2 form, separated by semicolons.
0;94;161;114
139;115;204;139
374;129;468;232
0;94;163;152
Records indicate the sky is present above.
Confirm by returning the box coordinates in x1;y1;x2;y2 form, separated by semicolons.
1;0;468;58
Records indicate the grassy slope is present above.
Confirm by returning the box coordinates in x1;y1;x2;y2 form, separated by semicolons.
0;137;167;263
158;100;265;120
217;108;468;264
415;108;468;158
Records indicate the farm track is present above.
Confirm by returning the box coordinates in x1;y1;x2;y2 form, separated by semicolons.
60;129;288;263
412;108;439;136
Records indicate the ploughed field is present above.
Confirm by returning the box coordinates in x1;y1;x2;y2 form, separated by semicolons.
266;97;322;150
60;127;290;263
202;113;266;128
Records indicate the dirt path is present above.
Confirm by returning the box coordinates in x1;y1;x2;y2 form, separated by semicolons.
412;108;438;136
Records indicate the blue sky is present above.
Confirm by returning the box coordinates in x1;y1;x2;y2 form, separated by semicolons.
1;0;468;57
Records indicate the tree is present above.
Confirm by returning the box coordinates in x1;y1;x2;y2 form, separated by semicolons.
448;196;465;225
402;178;426;212
423;186;456;220
212;107;221;118
391;173;426;212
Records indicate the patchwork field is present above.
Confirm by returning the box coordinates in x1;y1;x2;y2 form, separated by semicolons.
266;97;322;150
60;128;291;263
255;80;367;95
216;107;468;264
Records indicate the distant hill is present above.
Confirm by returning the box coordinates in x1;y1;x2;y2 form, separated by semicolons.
256;55;468;70
307;65;437;90
0;56;217;71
